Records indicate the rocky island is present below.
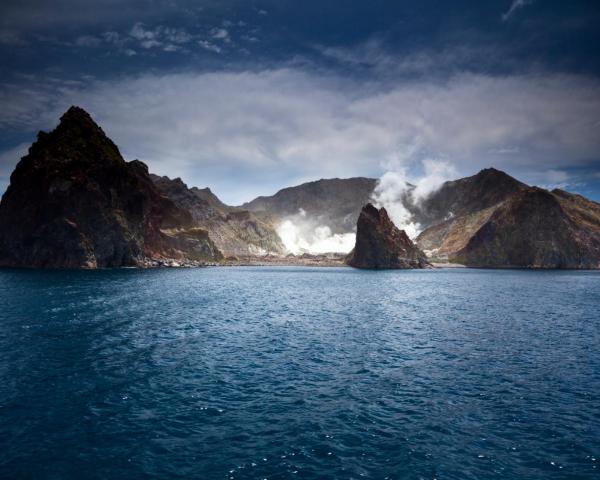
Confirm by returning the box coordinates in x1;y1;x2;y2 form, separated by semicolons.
1;107;599;270
346;204;430;269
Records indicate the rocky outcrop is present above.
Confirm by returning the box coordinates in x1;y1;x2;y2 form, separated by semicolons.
346;204;430;269
450;188;600;268
0;106;222;268
150;175;285;256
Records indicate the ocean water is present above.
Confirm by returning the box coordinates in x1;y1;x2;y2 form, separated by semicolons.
0;267;598;480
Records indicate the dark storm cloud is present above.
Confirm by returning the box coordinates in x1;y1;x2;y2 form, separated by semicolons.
1;0;600;202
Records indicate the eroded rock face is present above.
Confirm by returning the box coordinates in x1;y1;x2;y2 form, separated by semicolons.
150;174;285;256
0;106;222;268
346;204;430;269
451;188;600;268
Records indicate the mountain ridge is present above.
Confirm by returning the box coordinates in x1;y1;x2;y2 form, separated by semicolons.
1;106;599;269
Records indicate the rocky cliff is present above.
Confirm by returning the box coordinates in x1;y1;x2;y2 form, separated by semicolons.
448;188;600;268
150;175;285;257
346;204;430;269
416;172;600;268
0;106;222;268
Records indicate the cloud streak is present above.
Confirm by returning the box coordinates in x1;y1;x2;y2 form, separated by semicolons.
502;0;534;21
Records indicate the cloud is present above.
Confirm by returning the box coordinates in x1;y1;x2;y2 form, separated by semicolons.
128;22;193;50
198;40;221;53
74;35;101;47
0;31;27;46
502;0;534;21
0;68;599;204
210;28;229;41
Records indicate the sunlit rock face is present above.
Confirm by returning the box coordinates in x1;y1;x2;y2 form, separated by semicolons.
150;174;285;257
346;203;430;269
415;169;600;268
0;106;222;268
450;188;600;268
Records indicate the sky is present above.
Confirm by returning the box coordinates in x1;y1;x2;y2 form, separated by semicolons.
1;0;600;204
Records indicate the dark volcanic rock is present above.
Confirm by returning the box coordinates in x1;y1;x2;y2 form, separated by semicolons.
346;204;430;269
0;106;222;268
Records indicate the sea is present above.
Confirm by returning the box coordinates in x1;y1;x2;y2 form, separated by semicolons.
0;267;598;479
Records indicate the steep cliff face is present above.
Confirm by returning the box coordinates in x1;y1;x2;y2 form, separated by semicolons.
450;188;600;268
150;175;285;256
0;106;222;268
346;204;430;269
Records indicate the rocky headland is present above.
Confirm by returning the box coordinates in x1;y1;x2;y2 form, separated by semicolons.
0;107;222;268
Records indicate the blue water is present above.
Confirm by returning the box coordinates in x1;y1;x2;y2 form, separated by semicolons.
0;267;599;479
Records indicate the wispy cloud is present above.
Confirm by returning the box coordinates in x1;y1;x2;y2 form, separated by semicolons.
74;35;101;47
70;22;228;55
210;28;229;41
129;22;193;50
198;40;221;53
502;0;534;21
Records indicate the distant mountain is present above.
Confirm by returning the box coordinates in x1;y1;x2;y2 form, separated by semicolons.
416;172;600;268
413;168;528;228
1;107;598;269
242;177;377;233
150;175;285;257
241;169;529;235
0;107;222;268
245;168;600;268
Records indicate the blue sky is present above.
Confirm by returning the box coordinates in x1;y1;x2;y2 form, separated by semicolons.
1;0;599;204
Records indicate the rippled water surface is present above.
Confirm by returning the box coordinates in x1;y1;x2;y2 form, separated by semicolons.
0;267;599;479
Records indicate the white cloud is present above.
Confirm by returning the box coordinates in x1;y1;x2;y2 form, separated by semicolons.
198;40;221;53
0;69;599;204
127;22;193;51
210;28;229;41
502;0;534;21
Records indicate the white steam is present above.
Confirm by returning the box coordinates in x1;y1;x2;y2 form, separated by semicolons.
372;158;456;239
372;170;421;239
276;156;456;253
277;219;355;254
